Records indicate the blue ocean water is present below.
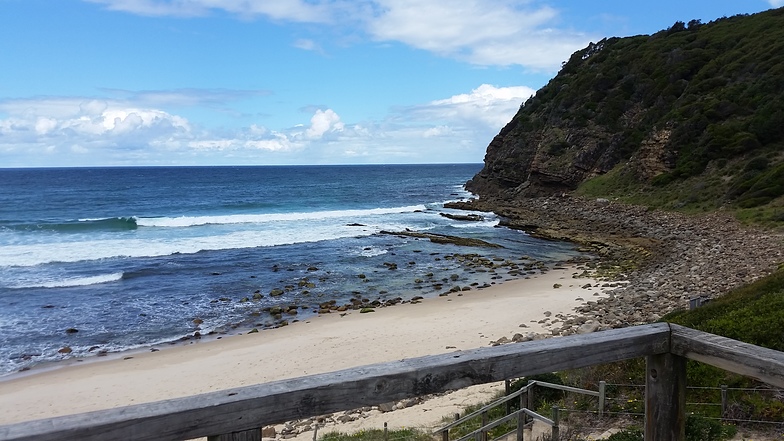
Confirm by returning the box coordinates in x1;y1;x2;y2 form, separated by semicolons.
0;164;584;375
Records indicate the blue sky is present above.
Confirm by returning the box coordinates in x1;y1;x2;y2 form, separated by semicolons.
1;0;780;167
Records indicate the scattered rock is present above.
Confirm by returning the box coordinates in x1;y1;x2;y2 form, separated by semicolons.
439;213;484;222
577;321;600;334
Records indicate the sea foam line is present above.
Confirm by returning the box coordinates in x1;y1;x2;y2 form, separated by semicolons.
136;205;428;228
12;272;124;289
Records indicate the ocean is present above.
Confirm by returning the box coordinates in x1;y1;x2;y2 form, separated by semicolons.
0;164;584;375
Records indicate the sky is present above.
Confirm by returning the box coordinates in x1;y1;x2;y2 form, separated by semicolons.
0;0;781;167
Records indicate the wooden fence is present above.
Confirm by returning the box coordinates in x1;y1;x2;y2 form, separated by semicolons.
433;379;599;441
0;323;782;441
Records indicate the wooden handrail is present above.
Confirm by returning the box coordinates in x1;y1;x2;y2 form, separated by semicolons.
528;380;600;397
453;411;523;441
435;383;532;433
0;322;781;441
433;379;598;436
669;324;784;388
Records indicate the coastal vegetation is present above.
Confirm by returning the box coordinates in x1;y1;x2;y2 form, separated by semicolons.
452;7;784;439
520;267;784;438
467;7;784;226
320;428;433;441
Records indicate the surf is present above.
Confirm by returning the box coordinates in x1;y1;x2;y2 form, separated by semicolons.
134;205;428;228
9;272;124;289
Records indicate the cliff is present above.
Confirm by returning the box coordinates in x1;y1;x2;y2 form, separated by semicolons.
466;8;784;217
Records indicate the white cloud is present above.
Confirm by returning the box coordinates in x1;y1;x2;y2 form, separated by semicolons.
85;0;335;21
0;84;533;166
80;99;108;116
34;117;58;135
244;136;295;152
100;88;271;107
770;0;784;7
306;109;344;138
423;125;452;138
0;98;194;164
83;0;592;71
415;84;535;128
366;0;593;70
293;39;321;52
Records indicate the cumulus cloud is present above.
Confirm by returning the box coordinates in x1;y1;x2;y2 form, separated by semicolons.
0;84;534;166
306;109;344;138
413;84;535;128
298;85;535;163
0;97;192;164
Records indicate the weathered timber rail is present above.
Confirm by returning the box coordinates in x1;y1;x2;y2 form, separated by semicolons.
435;379;590;441
0;323;782;441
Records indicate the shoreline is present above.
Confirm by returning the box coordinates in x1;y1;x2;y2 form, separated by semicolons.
0;255;586;381
0;265;612;426
1;225;586;377
3;194;780;435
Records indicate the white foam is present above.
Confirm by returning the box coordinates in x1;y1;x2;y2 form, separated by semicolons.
136;205;428;228
0;223;380;267
13;272;124;289
357;247;389;258
449;219;500;229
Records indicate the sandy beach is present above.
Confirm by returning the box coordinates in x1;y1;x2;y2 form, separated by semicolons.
0;266;610;434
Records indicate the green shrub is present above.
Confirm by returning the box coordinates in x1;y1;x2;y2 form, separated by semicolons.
606;429;643;441
685;415;736;441
509;372;566;411
665;267;784;351
320;428;432;441
601;418;735;441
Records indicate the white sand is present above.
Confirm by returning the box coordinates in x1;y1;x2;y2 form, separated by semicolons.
0;267;609;433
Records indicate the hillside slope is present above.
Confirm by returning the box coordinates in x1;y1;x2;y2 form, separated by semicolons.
467;8;784;221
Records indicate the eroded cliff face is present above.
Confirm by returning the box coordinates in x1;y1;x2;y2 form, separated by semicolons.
464;41;681;200
466;115;633;199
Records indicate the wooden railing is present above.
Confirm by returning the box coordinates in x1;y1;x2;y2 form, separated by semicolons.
0;323;782;441
434;379;603;441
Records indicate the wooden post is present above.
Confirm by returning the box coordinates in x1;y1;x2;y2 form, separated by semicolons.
516;407;525;441
505;379;512;415
481;411;488;441
383;422;388;441
313;425;319;441
598;380;606;418
551;406;560;440
645;353;686;441
720;384;728;420
207;428;262;441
